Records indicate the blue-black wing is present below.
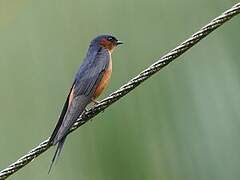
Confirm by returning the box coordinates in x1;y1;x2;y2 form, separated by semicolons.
51;47;109;144
48;47;109;173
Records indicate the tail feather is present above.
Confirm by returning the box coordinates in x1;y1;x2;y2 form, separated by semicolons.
48;137;66;174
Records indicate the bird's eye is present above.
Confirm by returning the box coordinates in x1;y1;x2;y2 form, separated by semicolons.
107;37;113;41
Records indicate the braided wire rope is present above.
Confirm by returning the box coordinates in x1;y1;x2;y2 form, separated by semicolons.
0;3;239;179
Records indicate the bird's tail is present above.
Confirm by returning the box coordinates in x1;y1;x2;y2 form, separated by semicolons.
48;137;66;174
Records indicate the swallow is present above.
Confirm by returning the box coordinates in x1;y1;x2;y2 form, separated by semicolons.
47;34;123;173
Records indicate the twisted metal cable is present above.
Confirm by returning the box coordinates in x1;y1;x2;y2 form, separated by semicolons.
0;3;240;179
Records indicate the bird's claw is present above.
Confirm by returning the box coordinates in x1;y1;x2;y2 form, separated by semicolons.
91;98;105;113
91;98;100;105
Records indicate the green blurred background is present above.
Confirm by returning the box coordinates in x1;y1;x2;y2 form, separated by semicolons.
0;0;240;179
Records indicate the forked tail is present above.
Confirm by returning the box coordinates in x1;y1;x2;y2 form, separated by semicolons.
48;137;66;174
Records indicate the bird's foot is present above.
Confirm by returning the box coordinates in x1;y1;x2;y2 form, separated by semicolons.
91;98;100;105
91;98;105;113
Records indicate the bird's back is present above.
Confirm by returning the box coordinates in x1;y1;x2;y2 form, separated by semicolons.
50;46;110;145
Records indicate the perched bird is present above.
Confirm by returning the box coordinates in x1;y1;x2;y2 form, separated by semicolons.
48;34;123;172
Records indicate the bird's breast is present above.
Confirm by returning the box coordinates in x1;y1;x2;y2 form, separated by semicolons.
94;56;112;99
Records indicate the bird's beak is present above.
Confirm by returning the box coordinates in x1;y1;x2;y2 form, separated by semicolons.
116;40;124;45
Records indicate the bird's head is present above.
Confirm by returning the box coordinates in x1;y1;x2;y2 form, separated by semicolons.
91;34;123;53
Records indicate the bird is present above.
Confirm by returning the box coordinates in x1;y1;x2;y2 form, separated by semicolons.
48;34;123;173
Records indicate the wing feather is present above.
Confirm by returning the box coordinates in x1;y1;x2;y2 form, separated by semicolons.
50;47;110;145
48;82;75;144
75;48;109;96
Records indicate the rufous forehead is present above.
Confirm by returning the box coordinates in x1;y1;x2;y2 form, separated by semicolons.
99;37;116;52
100;38;110;45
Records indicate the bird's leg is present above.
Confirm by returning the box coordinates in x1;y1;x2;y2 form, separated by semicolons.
91;98;100;105
91;98;105;113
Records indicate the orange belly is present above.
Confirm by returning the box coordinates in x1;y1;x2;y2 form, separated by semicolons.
94;57;112;98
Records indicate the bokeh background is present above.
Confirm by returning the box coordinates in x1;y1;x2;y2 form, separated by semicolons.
0;0;239;180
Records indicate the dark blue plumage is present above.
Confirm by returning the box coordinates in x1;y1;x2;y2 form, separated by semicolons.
48;35;122;173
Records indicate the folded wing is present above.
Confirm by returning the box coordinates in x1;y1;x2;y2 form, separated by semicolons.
49;47;110;145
